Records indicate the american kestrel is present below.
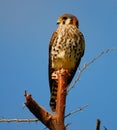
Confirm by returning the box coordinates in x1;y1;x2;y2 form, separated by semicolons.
49;14;85;112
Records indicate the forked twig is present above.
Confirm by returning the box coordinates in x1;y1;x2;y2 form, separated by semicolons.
68;48;116;92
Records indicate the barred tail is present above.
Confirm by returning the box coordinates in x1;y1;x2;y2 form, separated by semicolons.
50;84;58;112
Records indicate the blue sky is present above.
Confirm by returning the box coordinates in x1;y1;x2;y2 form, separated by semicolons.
0;0;117;130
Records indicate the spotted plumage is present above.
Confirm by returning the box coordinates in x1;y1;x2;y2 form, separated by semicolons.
49;14;85;112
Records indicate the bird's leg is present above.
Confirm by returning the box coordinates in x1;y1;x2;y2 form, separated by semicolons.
52;71;58;80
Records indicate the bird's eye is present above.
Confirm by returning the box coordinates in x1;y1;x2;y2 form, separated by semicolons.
62;17;67;20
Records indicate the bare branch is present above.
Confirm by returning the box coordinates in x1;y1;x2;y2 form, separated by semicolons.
96;119;101;130
65;104;88;118
68;48;117;92
24;69;69;130
0;118;38;123
1;48;115;128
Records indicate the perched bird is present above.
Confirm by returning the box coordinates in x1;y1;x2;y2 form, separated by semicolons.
49;14;85;112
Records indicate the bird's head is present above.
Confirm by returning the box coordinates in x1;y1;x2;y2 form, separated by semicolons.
57;14;79;28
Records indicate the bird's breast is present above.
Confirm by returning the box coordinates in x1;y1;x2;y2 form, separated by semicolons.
50;25;82;70
51;40;81;70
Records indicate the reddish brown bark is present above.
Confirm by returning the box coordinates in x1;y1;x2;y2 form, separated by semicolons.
24;92;54;129
24;70;68;130
54;71;67;130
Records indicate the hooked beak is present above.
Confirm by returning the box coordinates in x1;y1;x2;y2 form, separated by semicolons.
57;17;62;24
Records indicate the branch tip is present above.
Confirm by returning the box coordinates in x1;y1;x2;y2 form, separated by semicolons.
24;90;27;97
96;119;101;130
65;104;88;118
